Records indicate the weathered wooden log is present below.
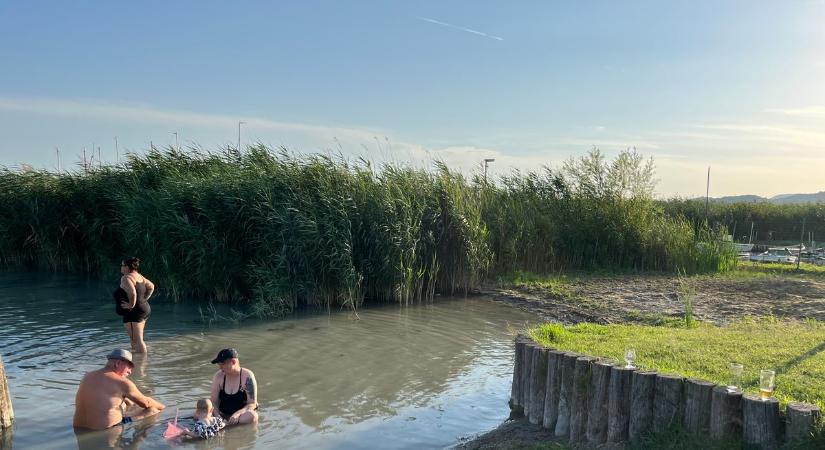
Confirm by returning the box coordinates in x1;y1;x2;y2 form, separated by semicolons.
569;356;597;442
554;352;580;437
607;365;636;443
528;346;549;425
785;402;820;442
0;354;13;428
0;427;11;450
542;349;564;430
628;370;657;441
585;360;614;444
520;342;535;412
509;336;525;416
653;374;684;433
709;385;743;439
683;378;715;433
742;394;782;448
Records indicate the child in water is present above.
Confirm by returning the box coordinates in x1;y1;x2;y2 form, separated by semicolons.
183;399;226;439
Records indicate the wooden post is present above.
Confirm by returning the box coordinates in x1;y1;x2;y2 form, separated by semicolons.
0;355;12;429
742;394;782;448
569;356;596;442
653;374;684;433
543;349;564;430
520;343;535;413
683;379;715;432
554;352;579;437
607;365;636;443
509;336;525;416
709;386;743;439
785;402;820;442
586;360;614;444
629;371;657;441
528;346;549;425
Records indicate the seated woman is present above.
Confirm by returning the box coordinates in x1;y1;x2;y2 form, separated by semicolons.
209;348;259;425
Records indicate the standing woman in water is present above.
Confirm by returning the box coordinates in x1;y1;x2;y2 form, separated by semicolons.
114;257;155;353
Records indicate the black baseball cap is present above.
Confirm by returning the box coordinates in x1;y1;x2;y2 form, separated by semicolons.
211;348;239;364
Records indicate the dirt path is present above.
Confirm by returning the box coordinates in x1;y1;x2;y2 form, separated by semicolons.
485;273;825;326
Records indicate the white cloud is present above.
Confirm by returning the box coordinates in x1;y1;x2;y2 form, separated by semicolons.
764;106;825;118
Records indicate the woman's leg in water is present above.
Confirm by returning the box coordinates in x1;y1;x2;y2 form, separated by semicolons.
124;322;136;352
132;320;148;353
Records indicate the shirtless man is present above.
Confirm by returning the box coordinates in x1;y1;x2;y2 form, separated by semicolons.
73;349;165;430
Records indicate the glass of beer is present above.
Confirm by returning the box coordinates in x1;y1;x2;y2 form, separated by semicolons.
759;369;775;400
624;349;636;369
727;362;743;393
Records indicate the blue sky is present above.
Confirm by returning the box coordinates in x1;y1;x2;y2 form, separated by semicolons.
1;1;824;197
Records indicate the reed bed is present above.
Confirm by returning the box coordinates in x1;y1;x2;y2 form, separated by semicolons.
0;147;734;315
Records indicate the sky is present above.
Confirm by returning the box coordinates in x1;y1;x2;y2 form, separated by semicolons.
1;1;824;198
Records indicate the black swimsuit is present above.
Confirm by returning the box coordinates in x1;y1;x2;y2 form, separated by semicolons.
218;369;249;418
113;286;151;323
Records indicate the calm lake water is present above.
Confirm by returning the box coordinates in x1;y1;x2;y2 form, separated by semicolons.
0;272;535;450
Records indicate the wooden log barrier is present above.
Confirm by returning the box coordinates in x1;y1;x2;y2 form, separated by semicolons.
785;402;820;442
0;354;13;429
607;365;636;443
509;336;525;416
628;371;657;441
554;352;580;437
528;346;549;425
683;378;715;433
653;374;684;433
709;385;743;439
542;349;564;430
586;360;615;444
569;356;597;442
742;394;782;448
520;343;535;413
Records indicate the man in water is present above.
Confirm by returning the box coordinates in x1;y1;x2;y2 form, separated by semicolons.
73;349;165;430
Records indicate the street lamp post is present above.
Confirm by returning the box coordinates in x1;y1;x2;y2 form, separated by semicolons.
483;158;495;184
237;121;246;152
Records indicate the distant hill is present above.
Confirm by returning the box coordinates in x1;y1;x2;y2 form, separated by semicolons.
708;191;825;204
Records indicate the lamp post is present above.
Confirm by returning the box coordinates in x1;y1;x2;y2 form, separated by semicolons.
483;158;495;184
237;121;246;152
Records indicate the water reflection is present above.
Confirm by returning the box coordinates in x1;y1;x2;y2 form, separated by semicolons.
0;272;535;449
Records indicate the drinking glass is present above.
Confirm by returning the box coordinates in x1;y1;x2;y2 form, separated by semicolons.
727;362;743;393
759;369;775;401
624;349;636;369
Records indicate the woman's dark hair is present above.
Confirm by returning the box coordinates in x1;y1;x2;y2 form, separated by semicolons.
122;257;140;272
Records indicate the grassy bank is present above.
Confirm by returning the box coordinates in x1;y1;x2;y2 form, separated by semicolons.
0;147;734;314
528;319;825;410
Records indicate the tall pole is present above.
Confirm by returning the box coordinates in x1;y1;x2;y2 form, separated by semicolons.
483;158;495;184
98;147;102;169
797;217;805;270
748;221;754;244
704;166;710;225
82;147;87;174
173;132;179;151
238;121;246;152
55;147;60;173
115;136;119;163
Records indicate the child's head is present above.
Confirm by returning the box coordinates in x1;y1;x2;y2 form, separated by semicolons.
195;398;213;419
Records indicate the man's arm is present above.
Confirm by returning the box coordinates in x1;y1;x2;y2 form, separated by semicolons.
124;379;165;410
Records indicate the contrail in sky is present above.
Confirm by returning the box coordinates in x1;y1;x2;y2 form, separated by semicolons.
416;16;504;41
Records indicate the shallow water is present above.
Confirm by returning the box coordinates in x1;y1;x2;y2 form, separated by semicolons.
0;272;536;449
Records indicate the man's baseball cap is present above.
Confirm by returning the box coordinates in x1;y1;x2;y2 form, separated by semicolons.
106;349;134;367
211;348;239;364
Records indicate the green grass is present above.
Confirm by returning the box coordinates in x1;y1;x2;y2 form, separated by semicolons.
528;319;825;411
721;261;825;279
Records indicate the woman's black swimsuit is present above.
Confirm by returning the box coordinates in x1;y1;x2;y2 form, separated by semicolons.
113;286;151;323
218;369;249;418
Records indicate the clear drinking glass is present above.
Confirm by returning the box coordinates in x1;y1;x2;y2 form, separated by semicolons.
728;362;743;392
624;349;636;369
759;369;775;401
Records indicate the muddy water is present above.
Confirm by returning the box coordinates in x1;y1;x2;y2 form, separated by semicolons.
0;272;536;449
